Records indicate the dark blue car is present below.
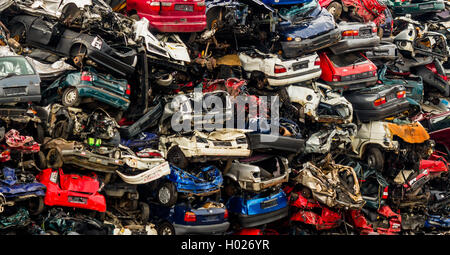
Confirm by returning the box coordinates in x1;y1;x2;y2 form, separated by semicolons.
424;215;450;229
226;189;289;228
149;201;230;235
276;0;340;58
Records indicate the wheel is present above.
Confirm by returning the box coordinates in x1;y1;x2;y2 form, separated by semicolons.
36;151;47;169
156;182;178;207
28;196;44;216
139;202;150;224
46;148;63;169
327;2;342;21
364;146;385;171
52;120;70;139
62;87;80;107
166;146;188;169
157;221;175;235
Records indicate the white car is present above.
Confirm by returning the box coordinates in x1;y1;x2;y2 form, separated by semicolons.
238;49;321;87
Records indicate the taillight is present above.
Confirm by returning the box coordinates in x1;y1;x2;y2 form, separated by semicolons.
382;186;389;199
148;1;161;12
332;75;341;82
274;64;287;74
136;151;162;158
397;90;406;99
372;70;377;76
224;210;228;219
126;84;131;96
184;212;196;222
372;26;378;33
314;57;320;66
342;30;359;37
81;72;92;82
374;97;386;106
161;1;173;11
195;1;206;11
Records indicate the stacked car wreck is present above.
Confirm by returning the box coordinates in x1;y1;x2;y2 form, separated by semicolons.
0;0;449;235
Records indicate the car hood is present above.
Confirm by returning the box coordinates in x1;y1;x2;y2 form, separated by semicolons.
277;5;336;40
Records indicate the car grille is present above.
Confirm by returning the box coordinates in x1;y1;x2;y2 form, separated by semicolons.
4;87;26;96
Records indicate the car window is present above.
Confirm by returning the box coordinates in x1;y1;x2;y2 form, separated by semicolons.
0;57;35;77
278;0;318;21
327;52;368;68
429;114;450;132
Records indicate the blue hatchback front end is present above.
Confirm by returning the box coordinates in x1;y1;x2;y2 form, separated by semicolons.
226;189;289;228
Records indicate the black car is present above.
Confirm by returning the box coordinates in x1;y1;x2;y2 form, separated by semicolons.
344;83;410;122
9;15;137;77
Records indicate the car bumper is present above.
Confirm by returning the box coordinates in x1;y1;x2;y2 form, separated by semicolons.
281;29;341;58
137;13;206;33
353;100;410;122
76;85;130;110
324;76;378;91
246;133;305;153
266;68;321;86
0;95;41;104
395;2;445;15
174;222;230;235
330;37;380;55
237;206;289;228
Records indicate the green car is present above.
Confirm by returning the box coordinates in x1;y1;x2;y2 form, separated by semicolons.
42;67;130;111
388;0;445;16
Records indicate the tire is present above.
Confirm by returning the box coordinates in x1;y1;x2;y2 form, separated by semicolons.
364;146;385;171
156;182;178;207
327;2;342;21
139;202;150;224
62;87;81;107
157;221;175;235
28;196;44;216
52;120;70;139
36;151;47;169
46;148;63;169
166;146;188;169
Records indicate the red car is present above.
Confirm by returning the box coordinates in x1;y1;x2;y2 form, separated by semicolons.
36;168;106;212
126;0;206;33
414;111;450;156
319;51;378;91
319;0;386;26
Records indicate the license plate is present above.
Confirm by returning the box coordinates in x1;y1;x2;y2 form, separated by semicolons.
204;215;220;222
213;141;232;147
292;61;308;71
386;93;395;101
359;29;371;37
174;4;193;12
4;87;26;96
420;3;434;9
260;198;278;209
68;196;87;204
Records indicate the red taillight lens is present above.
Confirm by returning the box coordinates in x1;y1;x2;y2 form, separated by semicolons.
332;75;341;82
372;70;377;76
161;1;173;11
224;210;228;219
397;90;406;99
372;27;378;33
126;84;131;96
184;212;196;222
195;1;206;11
148;2;161;12
342;30;359;37
374;97;386;106
274;64;287;74
81;72;92;82
314;57;320;66
136;151;162;158
382;186;389;199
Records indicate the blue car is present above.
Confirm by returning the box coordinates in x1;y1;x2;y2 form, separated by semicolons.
0;167;45;215
226;189;289;228
149;201;230;235
120;132;159;152
424;215;450;229
276;0;340;58
146;165;223;207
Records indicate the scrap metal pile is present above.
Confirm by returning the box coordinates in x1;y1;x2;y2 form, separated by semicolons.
0;0;450;235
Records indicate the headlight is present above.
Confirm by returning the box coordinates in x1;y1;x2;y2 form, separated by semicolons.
126;158;138;168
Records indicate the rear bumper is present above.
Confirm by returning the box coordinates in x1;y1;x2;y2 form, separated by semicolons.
324;76;378;91
237;206;289;228
353;100;410;122
266;68;321;86
330;37;380;55
174;221;230;235
281;29;341;58
137;13;206;32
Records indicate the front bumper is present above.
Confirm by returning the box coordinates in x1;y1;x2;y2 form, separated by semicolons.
281;29;341;58
174;221;230;235
324;76;378;91
237;206;289;228
266;68;321;86
353;100;410;123
330;37;380;55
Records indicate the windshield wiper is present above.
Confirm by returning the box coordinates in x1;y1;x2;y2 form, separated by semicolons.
0;73;18;80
